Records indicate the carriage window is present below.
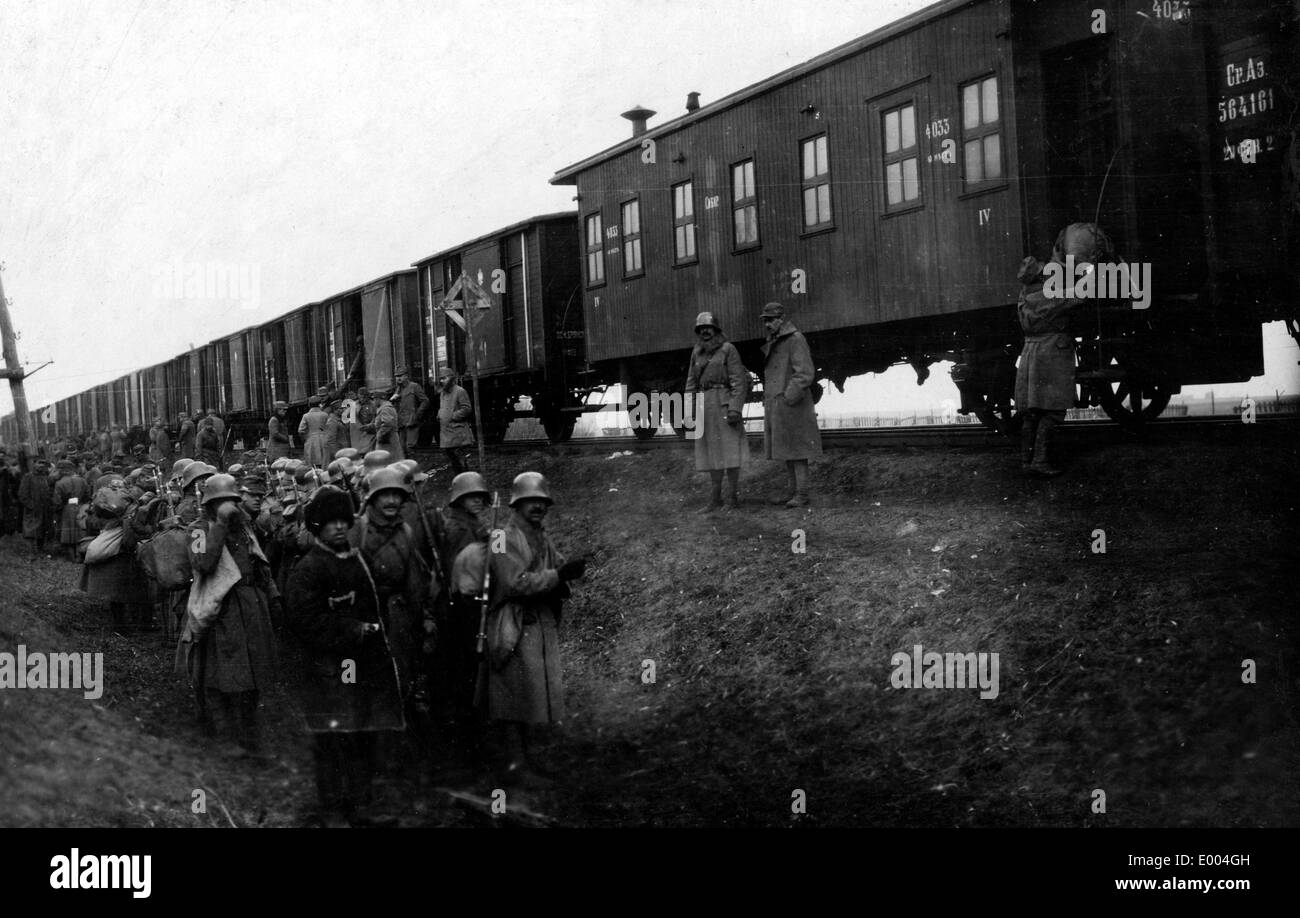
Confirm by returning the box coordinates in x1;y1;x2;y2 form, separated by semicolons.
585;212;605;286
961;75;1002;187
882;103;920;209
800;135;832;229
732;158;759;249
621;199;643;278
673;180;697;264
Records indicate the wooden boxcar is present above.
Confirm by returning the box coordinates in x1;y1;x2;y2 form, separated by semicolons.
413;212;584;442
551;0;1298;428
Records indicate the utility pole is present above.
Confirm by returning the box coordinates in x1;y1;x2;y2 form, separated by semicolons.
0;267;36;464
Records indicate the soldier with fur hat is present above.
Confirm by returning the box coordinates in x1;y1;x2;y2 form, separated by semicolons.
286;486;406;826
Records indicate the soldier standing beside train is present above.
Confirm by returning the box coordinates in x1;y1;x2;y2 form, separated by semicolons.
684;311;749;512
759;302;822;508
266;402;292;462
435;368;475;475
1014;223;1110;477
392;367;429;457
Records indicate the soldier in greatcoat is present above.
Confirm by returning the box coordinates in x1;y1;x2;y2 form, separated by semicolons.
1014;223;1108;476
266;402;292;462
470;472;586;785
759;302;821;507
684;311;749;512
391;368;429;456
298;396;330;467
287;486;405;826
18;459;54;554
435;368;474;474
148;419;171;464
177;412;196;459
51;459;91;561
369;396;404;463
175;474;279;749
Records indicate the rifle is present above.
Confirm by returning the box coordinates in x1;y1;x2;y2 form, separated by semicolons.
414;475;445;587
475;491;501;655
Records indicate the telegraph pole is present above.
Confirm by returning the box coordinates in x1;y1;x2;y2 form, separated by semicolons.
0;267;36;463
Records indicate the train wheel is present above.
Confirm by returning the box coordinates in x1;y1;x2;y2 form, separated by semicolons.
541;412;578;444
1091;379;1172;427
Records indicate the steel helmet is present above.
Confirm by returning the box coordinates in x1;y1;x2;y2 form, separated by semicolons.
448;471;490;506
694;311;721;331
326;458;352;483
200;473;241;506
363;450;392;469
365;467;412;503
170;458;194;482
270;457;289;471
509;471;552;506
181;462;217;489
334;447;360;462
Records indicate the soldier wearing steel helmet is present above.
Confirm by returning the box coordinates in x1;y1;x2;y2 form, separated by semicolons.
472;471;588;785
349;465;430;707
175;472;278;750
684;310;751;512
176;462;218;526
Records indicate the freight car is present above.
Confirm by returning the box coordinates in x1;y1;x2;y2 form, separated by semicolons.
5;214;584;451
550;0;1298;432
414;212;584;443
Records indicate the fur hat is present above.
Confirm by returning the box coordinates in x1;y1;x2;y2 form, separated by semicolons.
304;486;355;533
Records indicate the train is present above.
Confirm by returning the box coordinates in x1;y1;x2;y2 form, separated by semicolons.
4;0;1297;451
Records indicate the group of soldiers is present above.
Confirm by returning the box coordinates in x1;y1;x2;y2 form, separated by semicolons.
0;366;582;827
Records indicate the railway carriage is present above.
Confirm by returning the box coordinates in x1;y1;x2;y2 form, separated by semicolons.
413;212;584;443
550;0;1298;431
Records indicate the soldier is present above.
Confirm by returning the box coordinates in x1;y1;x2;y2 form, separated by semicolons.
195;417;223;469
298;396;330;467
435;368;474;475
349;467;430;715
684;311;750;512
268;401;293;462
177;412;196;460
323;401;348;460
370;394;403;462
286;486;406;827
1014;224;1108;476
109;423;126;458
759;302;822;508
0;452;20;536
148;418;171;464
18;458;54;555
472;471;587;785
349;387;374;451
392;367;429;456
51;458;91;561
80;474;153;631
175;473;278;751
176;462;217;526
206;408;226;460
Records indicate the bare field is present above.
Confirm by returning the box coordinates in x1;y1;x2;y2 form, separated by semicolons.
2;428;1297;827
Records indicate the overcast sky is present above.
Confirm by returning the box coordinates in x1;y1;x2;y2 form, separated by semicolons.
2;0;1294;421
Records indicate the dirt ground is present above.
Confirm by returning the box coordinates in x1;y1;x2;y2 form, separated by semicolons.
2;426;1297;827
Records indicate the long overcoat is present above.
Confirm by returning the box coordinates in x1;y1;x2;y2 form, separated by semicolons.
298;407;330;467
266;415;292;462
53;473;91;545
761;322;822;461
148;426;170;464
18;471;53;541
437;385;475;449
175;513;277;695
370;401;403;460
1014;282;1080;411
285;543;405;733
481;516;567;724
393;381;428;429
685;338;749;471
178;419;196;459
349;513;426;695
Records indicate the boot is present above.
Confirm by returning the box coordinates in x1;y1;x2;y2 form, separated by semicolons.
785;460;810;507
698;473;723;513
1020;414;1038;471
769;464;797;504
723;469;740;510
1028;415;1063;477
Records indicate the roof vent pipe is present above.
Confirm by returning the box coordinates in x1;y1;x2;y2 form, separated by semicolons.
686;92;700;112
621;106;656;137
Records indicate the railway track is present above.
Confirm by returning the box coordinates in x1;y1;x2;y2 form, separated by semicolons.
412;413;1298;459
